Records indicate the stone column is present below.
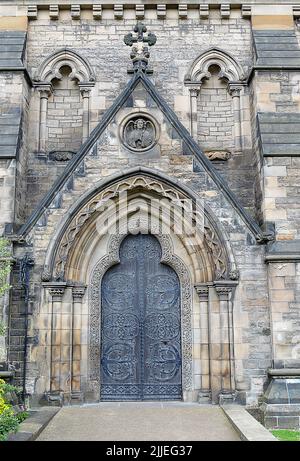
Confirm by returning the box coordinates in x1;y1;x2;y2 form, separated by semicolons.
71;286;86;399
228;83;243;153
207;283;222;403
214;280;238;403
195;284;211;403
48;284;66;393
37;84;52;153
80;86;92;143
189;85;201;139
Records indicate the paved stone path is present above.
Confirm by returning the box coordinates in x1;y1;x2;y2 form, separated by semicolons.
37;402;240;441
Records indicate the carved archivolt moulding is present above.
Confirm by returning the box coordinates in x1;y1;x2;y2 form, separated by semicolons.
89;219;193;395
47;175;232;281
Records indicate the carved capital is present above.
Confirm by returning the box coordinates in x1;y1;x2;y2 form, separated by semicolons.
79;86;92;98
72;286;86;301
194;284;209;301
228;83;243;97
36;83;52;98
215;286;232;301
189;86;201;98
214;281;238;301
49;286;65;300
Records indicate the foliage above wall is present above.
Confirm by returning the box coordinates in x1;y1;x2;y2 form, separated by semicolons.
0;379;28;441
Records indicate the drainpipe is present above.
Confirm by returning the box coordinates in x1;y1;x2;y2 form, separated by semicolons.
19;255;34;402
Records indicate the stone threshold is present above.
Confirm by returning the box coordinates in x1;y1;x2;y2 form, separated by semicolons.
7;407;60;441
221;405;277;441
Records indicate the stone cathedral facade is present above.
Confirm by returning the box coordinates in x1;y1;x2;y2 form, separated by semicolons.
0;1;300;429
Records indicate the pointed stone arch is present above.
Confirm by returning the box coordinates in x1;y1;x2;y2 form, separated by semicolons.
184;47;245;84
33;49;95;152
185;48;246;151
40;169;240;403
42;169;238;284
34;48;95;84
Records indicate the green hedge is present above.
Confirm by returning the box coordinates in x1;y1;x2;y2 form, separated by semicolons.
0;379;28;441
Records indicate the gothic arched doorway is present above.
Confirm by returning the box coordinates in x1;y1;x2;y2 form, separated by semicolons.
100;234;182;401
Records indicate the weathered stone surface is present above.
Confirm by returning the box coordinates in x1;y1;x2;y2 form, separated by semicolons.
0;3;299;415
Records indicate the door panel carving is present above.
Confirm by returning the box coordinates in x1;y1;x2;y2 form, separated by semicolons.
100;234;182;400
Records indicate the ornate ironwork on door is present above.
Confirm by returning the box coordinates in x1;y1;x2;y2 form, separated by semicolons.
100;234;182;400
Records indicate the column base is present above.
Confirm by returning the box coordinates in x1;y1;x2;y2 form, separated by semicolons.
44;391;64;406
70;391;84;405
198;390;211;404
219;391;237;405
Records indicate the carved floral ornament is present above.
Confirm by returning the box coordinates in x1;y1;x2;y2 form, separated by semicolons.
42;175;237;283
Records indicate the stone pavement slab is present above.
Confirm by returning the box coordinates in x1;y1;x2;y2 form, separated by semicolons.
36;402;240;441
8;408;60;441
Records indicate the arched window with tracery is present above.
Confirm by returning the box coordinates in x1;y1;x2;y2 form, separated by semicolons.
47;65;82;153
185;48;246;157
33;49;95;156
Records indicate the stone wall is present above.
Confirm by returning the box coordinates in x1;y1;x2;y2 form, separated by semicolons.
8;80;271;405
1;2;300;411
0;72;29;233
268;261;300;368
197;69;234;152
23;7;255;218
263;156;300;240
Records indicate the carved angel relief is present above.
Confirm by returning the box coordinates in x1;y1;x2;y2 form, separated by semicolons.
205;151;231;161
123;117;156;151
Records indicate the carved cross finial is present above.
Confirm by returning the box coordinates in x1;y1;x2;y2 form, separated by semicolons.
124;22;157;73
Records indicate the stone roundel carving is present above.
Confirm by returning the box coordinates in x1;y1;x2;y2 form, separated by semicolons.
122;115;157;151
